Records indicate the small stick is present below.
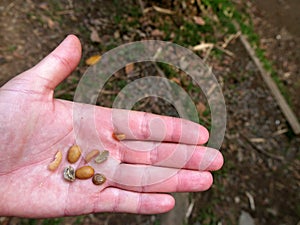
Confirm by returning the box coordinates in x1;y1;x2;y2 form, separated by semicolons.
138;0;145;14
234;21;300;135
245;191;255;211
240;134;284;161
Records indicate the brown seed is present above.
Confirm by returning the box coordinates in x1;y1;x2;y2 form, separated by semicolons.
67;145;82;163
92;173;106;185
48;150;62;171
85;149;100;163
94;150;109;164
75;166;95;179
112;133;126;141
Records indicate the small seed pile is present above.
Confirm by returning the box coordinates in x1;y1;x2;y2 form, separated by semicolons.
48;132;125;186
48;145;109;185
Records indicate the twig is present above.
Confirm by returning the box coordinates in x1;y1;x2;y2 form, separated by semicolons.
137;0;145;14
193;43;214;51
222;31;241;48
249;138;265;143
134;97;151;111
193;43;214;61
272;128;288;136
240;134;284;161
100;90;119;95
214;45;235;57
57;10;74;15
153;5;175;15
193;42;234;60
5;0;16;12
234;21;300;135
203;46;213;62
245;191;255;211
185;199;195;220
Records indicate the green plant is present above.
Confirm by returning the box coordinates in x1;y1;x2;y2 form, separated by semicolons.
74;216;84;225
42;218;64;225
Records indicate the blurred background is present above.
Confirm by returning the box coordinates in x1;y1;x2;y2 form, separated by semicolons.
0;0;299;224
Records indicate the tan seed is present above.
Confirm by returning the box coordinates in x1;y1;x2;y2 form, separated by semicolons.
75;166;94;179
112;133;126;141
85;149;100;163
67;145;82;163
48;150;62;171
92;173;106;185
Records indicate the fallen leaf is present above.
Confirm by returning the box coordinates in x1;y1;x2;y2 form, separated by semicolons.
13;52;24;59
170;77;181;84
153;5;175;15
90;27;101;43
85;55;101;65
114;30;120;39
47;18;55;29
197;102;207;115
125;63;134;74
151;29;164;37
193;16;205;26
38;3;49;10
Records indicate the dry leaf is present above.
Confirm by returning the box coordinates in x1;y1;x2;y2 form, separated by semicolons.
85;55;101;65
151;29;164;37
193;43;214;51
193;16;205;26
13;52;24;59
153;5;175;15
114;30;120;39
125;63;134;74
90;27;101;43
197;102;206;115
47;18;55;29
38;3;49;10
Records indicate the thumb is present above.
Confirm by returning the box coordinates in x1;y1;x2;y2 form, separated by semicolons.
24;34;82;92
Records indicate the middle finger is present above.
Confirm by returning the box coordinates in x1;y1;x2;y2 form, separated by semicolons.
117;141;223;171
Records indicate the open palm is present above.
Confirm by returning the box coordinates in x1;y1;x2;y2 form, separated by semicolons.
0;35;223;218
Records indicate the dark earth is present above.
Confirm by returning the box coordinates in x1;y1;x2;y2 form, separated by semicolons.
0;0;299;225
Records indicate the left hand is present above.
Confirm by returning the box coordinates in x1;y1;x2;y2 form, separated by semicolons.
0;35;223;218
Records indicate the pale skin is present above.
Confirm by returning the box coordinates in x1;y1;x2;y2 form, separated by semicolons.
0;35;223;218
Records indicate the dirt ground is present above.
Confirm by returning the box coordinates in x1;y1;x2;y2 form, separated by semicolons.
0;0;299;225
250;0;300;119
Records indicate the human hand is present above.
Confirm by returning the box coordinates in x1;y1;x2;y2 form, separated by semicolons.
0;35;223;218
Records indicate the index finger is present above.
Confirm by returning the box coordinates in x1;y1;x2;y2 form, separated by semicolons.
109;109;209;145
